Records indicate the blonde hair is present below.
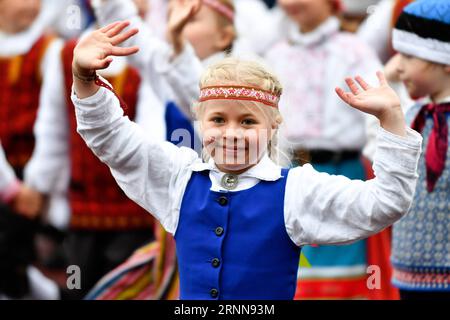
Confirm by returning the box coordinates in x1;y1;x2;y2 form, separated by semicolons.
194;57;289;165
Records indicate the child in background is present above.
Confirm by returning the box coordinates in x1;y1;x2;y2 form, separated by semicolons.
389;0;450;299
0;0;60;299
233;0;278;55
0;145;22;209
69;21;421;299
265;0;383;299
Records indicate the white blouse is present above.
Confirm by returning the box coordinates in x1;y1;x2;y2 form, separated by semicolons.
72;86;423;247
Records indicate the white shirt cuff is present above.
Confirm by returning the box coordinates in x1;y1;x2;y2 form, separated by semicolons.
71;85;124;127
374;126;422;173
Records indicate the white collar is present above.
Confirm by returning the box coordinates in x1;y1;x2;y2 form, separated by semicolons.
189;153;283;182
287;16;340;47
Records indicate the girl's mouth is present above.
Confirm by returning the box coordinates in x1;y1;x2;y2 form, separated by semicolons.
217;144;248;152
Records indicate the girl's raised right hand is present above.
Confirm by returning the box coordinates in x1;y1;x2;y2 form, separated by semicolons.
72;21;140;75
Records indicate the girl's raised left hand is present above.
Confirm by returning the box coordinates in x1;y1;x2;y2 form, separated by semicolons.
72;21;140;98
336;72;406;137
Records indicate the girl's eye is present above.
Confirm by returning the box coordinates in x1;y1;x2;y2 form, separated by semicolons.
212;117;225;124
242;119;256;125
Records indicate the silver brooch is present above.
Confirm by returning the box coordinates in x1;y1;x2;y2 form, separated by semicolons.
221;173;239;190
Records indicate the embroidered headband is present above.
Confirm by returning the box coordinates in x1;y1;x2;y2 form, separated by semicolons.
199;85;281;108
203;0;235;23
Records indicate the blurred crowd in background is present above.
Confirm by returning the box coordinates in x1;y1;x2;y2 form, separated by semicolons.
0;0;448;300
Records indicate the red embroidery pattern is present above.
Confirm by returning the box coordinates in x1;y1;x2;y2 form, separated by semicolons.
199;85;280;108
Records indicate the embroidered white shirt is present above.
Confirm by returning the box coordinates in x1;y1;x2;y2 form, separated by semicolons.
72;86;423;247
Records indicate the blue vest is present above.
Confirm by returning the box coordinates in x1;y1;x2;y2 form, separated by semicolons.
175;169;301;300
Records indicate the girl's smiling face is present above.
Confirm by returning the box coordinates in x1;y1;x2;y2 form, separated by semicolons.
200;100;277;174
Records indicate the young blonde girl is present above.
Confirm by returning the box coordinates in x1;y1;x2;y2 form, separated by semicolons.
84;0;239;299
70;21;422;299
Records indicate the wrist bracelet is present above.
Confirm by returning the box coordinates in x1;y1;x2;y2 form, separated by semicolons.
72;68;97;82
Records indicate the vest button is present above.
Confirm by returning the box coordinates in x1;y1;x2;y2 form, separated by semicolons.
211;258;220;268
215;227;224;236
210;288;219;298
217;196;228;206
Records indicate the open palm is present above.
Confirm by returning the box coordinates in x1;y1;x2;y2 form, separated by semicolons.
335;72;401;118
73;21;139;73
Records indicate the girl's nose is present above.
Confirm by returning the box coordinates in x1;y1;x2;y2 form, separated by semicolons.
223;126;245;140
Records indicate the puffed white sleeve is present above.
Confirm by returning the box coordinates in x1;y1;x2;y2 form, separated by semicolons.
284;127;422;247
72;84;200;233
